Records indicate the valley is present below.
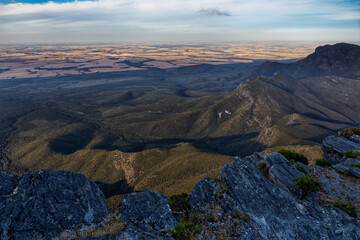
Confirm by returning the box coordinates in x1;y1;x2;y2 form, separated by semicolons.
0;42;359;197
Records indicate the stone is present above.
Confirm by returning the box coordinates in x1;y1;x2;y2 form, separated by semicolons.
190;178;221;210
349;134;360;143
0;170;110;240
264;152;289;167
322;136;360;156
116;224;174;240
332;164;349;173
343;158;360;166
220;159;360;240
335;229;343;235
349;167;360;178
268;162;304;198
118;190;176;232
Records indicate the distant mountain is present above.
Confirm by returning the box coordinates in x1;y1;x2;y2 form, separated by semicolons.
191;73;360;149
252;43;360;79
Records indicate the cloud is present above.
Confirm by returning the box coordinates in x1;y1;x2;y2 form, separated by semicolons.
198;8;230;16
0;0;359;43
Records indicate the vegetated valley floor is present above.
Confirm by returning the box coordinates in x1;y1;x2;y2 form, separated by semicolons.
1;51;359;197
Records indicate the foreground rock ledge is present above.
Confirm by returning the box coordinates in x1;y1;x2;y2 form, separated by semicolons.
0;169;110;240
1;134;359;239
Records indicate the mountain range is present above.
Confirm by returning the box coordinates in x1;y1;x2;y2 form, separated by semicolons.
0;42;359;197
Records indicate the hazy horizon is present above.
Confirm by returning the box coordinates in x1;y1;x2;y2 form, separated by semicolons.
0;0;359;44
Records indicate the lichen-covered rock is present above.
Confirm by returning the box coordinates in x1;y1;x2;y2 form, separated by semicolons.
268;162;304;198
0;170;110;240
118;190;176;232
190;178;222;210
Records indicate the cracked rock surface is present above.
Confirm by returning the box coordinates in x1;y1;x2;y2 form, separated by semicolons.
0;169;110;240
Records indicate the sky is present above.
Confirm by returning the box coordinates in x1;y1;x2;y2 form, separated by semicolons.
0;0;359;43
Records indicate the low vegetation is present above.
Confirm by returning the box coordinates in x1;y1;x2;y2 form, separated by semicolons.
277;149;309;165
168;193;191;220
296;164;306;174
339;128;360;139
315;158;332;167
332;201;357;218
258;162;270;179
293;176;321;195
171;222;203;240
232;210;251;223
345;150;357;159
349;163;360;168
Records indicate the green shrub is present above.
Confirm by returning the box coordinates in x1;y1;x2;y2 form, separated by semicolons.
293;176;321;195
333;201;357;218
258;162;268;171
349;163;360;168
345;150;357;159
171;222;202;240
315;158;332;167
277;149;309;165
296;164;306;174
339;128;360;139
168;193;191;220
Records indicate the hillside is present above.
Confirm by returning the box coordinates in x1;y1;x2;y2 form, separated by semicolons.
0;43;359;199
252;43;360;79
193;73;360;148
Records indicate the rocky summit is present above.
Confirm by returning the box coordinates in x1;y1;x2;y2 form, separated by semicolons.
1;134;359;239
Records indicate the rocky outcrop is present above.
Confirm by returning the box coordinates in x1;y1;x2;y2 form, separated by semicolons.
1;134;359;240
118;190;176;233
190;178;222;210
322;135;360;178
322;136;360;162
0;169;110;240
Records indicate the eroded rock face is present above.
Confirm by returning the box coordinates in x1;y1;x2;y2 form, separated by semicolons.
118;190;176;232
268;161;304;198
0;169;110;240
219;157;359;240
190;178;222;210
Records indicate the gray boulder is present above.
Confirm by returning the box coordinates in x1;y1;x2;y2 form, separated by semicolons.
190;178;221;210
0;170;110;240
118;190;176;232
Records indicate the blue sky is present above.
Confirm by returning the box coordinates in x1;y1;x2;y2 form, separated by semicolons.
0;0;359;43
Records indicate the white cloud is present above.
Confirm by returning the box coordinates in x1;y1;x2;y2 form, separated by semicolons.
0;0;358;43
